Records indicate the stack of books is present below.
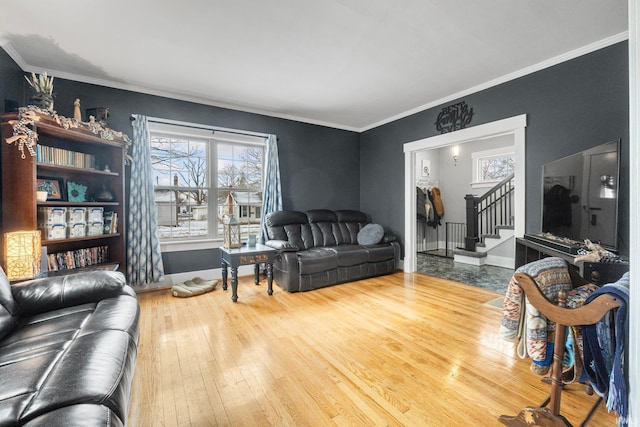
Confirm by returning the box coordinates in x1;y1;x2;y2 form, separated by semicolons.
36;145;96;169
47;245;109;271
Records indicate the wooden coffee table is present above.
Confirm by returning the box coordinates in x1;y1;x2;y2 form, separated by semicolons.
219;244;277;302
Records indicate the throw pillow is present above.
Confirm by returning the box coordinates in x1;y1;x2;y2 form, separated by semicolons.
357;223;384;245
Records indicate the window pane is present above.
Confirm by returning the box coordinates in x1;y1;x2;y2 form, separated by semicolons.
150;123;265;242
216;140;263;241
151;136;207;188
217;143;264;189
479;155;514;181
217;189;262;240
151;135;209;240
155;189;209;239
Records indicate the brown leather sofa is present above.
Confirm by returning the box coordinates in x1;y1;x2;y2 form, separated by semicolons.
0;268;139;426
264;209;400;292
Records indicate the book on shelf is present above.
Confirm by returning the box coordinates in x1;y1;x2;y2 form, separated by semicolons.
47;245;109;271
36;144;96;169
103;211;118;234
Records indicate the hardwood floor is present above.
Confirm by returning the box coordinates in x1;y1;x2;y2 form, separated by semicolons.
127;272;617;426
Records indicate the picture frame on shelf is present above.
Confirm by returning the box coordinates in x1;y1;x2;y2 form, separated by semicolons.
66;181;88;202
37;177;65;201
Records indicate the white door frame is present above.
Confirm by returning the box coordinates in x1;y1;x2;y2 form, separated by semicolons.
403;114;527;272
628;0;638;419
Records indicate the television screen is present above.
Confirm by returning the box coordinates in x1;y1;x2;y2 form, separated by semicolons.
541;139;620;250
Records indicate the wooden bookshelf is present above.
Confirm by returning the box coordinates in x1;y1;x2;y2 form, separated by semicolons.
1;110;127;275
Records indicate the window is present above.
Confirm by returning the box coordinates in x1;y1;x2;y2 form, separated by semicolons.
471;147;515;188
149;121;265;242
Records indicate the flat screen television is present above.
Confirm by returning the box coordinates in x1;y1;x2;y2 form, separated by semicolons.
541;139;620;251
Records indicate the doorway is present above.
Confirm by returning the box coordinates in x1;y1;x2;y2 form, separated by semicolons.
403;115;527;273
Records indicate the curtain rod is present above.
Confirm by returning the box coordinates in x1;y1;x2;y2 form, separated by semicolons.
130;115;269;139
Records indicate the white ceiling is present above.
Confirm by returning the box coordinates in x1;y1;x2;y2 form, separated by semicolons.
0;1;628;132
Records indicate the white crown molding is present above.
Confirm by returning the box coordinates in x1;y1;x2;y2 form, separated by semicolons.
2;32;628;133
360;31;630;132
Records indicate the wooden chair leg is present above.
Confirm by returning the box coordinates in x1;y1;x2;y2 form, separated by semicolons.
499;291;573;427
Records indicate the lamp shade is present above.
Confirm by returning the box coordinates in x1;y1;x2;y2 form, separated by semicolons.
4;230;41;281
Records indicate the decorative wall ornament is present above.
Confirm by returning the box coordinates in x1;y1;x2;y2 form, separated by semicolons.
435;101;474;134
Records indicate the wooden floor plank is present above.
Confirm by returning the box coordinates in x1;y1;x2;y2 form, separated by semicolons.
127;272;617;426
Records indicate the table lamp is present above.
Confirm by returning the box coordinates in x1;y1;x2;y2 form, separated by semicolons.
4;230;41;281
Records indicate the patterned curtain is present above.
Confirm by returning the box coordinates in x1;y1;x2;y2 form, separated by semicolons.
127;115;165;287
259;134;283;243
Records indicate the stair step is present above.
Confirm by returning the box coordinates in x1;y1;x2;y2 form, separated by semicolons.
496;225;514;230
452;249;487;258
481;234;500;240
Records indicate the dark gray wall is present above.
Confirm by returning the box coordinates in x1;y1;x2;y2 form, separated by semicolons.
361;41;630;257
0;49;24;110
0;48;360;274
1;40;630;275
48;80;361;216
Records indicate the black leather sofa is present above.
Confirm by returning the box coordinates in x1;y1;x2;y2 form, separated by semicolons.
264;209;400;292
0;268;139;426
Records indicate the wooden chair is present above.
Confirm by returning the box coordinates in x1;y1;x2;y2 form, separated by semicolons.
498;271;621;427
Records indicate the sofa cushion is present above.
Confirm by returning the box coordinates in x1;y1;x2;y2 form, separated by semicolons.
265;211;313;250
306;209;338;223
365;244;397;263
357;223;384;245
297;248;338;274
307;210;341;246
11;271;127;317
336;210;368;244
21;404;124;427
0;268;18;341
330;245;369;267
0;294;139;426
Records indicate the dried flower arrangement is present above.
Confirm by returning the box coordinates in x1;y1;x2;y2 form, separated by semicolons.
24;72;54;95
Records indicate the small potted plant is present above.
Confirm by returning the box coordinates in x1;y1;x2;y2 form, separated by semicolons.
25;72;55;111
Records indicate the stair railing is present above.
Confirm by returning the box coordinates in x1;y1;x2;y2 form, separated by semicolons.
464;173;515;251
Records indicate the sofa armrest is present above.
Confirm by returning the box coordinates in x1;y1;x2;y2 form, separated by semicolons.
382;234;397;243
265;240;299;252
11;271;129;317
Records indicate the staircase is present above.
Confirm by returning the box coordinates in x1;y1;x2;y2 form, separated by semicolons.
453;225;514;267
454;173;515;268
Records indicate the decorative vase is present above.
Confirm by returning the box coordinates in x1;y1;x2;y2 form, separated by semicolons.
93;184;114;202
29;93;54;111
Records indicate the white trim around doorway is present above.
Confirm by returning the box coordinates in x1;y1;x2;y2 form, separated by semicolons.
403;114;527;273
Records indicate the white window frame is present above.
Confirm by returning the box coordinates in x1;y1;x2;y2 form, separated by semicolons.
471;146;515;189
148;119;266;251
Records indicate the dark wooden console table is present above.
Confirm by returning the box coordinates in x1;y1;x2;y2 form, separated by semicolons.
515;237;628;285
220;244;276;302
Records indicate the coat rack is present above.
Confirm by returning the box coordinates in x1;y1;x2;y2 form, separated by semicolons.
498;272;621;427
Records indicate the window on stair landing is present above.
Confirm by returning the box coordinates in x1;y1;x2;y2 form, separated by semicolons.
149;120;266;242
471;146;515;189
